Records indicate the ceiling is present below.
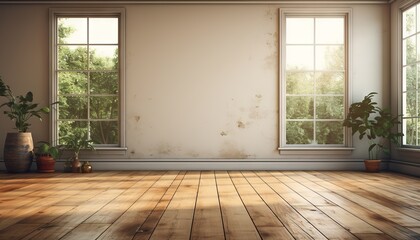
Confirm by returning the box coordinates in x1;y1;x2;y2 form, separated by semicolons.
0;0;390;3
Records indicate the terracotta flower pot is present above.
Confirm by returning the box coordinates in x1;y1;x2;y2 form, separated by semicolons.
364;159;381;173
36;155;55;173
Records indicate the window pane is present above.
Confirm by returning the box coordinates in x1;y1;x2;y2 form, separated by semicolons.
403;6;416;38
316;96;344;119
58;121;88;144
403;118;417;145
418;6;420;33
315;72;344;94
286;96;314;119
59;96;88;119
404;65;416;92
315;45;344;70
405;91;417;117
89;46;118;70
58;18;87;44
316;121;344;144
90;72;118;94
90;96;119;119
417;63;420;90
286;46;314;70
403;36;416;65
58;46;88;70
91;121;118;144
58;72;88;95
89;18;119;44
417;119;420;145
315;18;344;44
286;72;314;94
54;12;121;147
418;34;420;60
283;15;346;147
286;18;314;44
286;121;313;144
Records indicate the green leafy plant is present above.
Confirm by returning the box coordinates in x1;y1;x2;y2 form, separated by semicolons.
0;76;50;132
61;130;95;159
35;141;61;159
343;92;403;159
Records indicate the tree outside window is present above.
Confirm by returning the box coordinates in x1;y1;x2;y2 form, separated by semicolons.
55;16;120;146
402;3;420;146
283;16;346;146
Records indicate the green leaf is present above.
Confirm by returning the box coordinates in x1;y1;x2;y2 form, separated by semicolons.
368;144;376;152
25;92;33;102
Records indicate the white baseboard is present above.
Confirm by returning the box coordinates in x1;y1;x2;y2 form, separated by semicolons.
389;160;420;177
0;158;369;171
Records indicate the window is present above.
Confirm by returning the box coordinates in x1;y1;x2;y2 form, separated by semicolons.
50;9;125;148
280;9;350;149
402;2;420;147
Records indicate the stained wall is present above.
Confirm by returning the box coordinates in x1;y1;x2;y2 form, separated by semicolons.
0;3;390;169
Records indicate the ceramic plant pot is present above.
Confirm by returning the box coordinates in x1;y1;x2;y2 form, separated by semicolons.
36;155;55;173
364;159;381;173
3;132;34;173
72;158;81;173
81;161;92;173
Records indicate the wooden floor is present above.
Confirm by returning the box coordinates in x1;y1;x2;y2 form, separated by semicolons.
0;171;419;240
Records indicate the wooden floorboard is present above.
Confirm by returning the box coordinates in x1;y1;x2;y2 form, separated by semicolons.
0;171;419;240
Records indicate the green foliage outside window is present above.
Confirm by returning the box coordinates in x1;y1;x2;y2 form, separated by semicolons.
57;18;119;146
402;4;420;146
284;17;346;146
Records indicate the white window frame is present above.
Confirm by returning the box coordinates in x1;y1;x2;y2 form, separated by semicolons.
49;8;126;153
398;0;420;152
278;8;353;154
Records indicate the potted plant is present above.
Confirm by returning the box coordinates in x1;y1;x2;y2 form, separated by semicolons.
343;92;403;172
0;77;50;173
34;141;61;173
61;131;94;173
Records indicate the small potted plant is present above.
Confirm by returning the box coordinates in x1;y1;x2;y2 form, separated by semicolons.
34;142;61;173
0;76;51;173
61;130;95;173
343;92;403;172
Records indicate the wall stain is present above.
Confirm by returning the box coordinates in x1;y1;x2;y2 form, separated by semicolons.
188;151;200;158
249;94;269;120
264;30;278;70
237;121;246;129
220;131;228;136
219;142;249;159
265;8;277;21
134;116;141;123
157;143;173;155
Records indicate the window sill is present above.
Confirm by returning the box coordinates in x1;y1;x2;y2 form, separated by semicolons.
61;147;128;159
397;147;420;153
278;147;354;155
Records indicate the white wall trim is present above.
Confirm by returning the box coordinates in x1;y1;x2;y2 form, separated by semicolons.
389;159;420;177
1;158;370;171
0;1;390;5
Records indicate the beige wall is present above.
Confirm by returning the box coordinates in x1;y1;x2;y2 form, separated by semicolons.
0;3;391;169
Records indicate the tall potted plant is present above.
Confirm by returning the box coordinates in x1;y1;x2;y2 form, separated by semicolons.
0;77;50;173
343;92;403;172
